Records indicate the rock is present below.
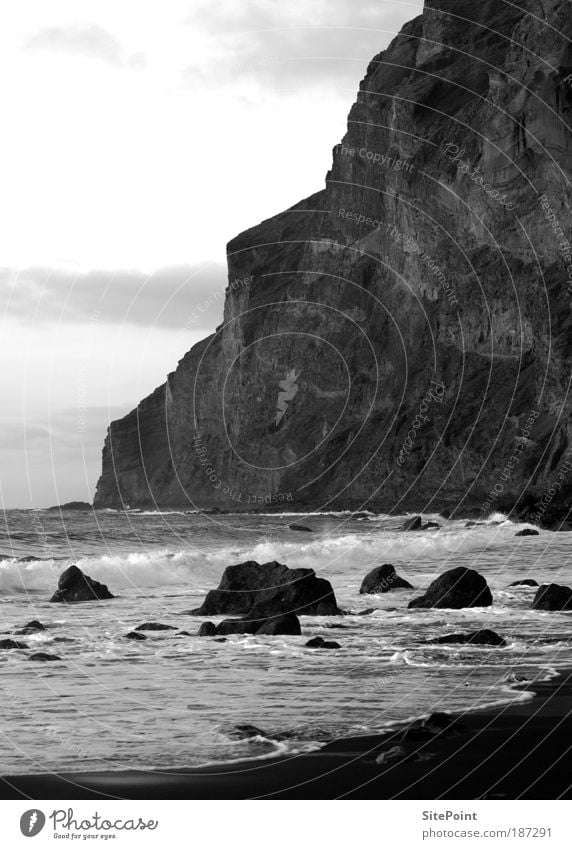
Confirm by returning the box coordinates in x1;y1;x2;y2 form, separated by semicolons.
465;521;477;528
431;629;506;647
28;652;61;662
401;516;422;531
422;522;440;530
375;745;408;765
198;622;217;637
306;636;341;649
49;565;114;603
288;524;313;532
359;564;413;594
352;512;371;520
0;639;28;649
532;583;572;611
225;724;266;740
515;528;539;537
408;567;493;609
92;1;572;523
509;579;539;587
134;622;177;631
176;631;192;637
214;637;227;643
440;510;452;520
216;618;260;636
255;613;301;636
191;560;340;618
125;631;147;641
15;620;47;635
48;501;92;512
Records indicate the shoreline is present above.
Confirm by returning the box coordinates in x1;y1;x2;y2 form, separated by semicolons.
3;669;572;800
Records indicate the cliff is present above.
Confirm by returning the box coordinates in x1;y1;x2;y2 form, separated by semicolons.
94;0;572;524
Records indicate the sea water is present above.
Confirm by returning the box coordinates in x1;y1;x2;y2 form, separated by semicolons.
0;509;570;775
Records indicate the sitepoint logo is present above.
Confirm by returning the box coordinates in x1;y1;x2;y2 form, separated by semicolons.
20;810;46;837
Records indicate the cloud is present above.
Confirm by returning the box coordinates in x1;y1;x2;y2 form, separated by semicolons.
183;0;423;92
24;24;146;69
0;262;228;331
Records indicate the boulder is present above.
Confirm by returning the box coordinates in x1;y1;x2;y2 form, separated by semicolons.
134;622;177;631
306;636;341;649
401;516;422;531
191;560;340;617
431;629;506;647
288;524;313;532
125;631;147;641
216;612;301;636
48;501;92;512
408;567;493;609
509;579;539;587
28;652;61;662
15;620;47;635
515;528;539;537
256;613;301;636
49;565;114;603
0;639;27;649
359;563;413;594
198;622;217;637
532;583;572;611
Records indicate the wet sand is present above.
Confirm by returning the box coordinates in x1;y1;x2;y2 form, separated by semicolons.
2;671;572;800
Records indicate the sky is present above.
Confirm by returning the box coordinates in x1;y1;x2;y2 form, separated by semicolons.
0;0;424;508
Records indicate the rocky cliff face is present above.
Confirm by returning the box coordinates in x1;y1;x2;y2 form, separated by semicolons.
94;0;572;523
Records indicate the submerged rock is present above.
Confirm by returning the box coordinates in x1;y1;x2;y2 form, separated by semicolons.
288;524;313;532
0;639;27;650
49;565;114;604
401;516;422;531
134;622;177;631
125;631;147;641
509;579;539;587
15;620;47;635
191;560;340;618
431;629;506;647
408;567;493;609
216;612;301;637
359;564;413;594
306;636;341;649
225;724;266;740
532;583;572;611
515;528;539;537
28;652;61;662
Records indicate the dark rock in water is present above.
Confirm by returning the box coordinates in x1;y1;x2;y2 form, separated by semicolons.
216;618;260;636
125;631;147;641
465;521;477;528
509;579;539;587
323;623;347;629
360;564;413;594
15;620;47;635
431;629;506;647
515;528;539;537
423;522;440;530
532;583;572;611
49;565;114;603
214;637;227;643
288;524;313;532
440;510;452;520
48;501;92;512
408;567;493;609
191;560;340;617
352;512;371;520
255;613;301;636
225;724;266;740
401;516;422;532
134;622;177;631
28;652;61;662
0;639;28;650
352;608;376;616
198;622;217;637
306;636;341;649
176;631;192;637
18;556;43;562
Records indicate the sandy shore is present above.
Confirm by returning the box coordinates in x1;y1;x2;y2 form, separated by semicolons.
2;670;572;800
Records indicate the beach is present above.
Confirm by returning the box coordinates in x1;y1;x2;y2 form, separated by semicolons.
2;670;571;799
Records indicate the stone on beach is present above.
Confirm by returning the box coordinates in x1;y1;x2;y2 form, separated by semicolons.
532;583;572;611
359;564;413;594
49;565;114;603
190;560;340;617
408;567;493;609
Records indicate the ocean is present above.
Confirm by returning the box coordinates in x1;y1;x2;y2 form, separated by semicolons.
0;509;569;775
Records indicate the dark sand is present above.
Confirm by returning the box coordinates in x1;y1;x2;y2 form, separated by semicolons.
2;671;572;800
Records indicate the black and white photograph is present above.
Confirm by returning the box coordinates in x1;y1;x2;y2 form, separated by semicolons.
1;0;572;842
